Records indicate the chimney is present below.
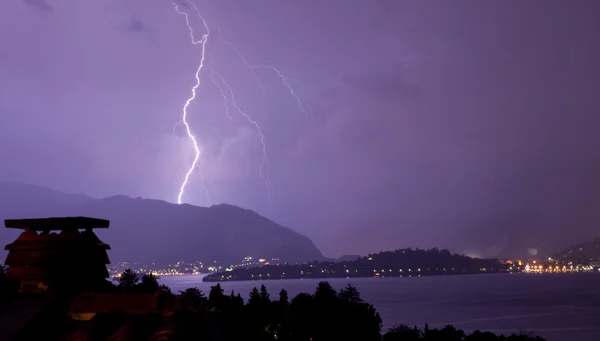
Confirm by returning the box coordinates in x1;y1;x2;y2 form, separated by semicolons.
3;217;112;298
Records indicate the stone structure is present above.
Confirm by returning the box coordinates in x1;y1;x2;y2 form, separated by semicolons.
4;217;112;297
1;216;182;341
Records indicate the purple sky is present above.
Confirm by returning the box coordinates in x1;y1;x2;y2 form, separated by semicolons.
1;0;600;258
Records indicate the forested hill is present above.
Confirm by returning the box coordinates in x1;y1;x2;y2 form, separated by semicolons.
204;248;507;282
552;237;600;265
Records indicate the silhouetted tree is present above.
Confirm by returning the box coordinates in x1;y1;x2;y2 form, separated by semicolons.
464;330;498;340
179;287;205;311
384;325;421;341
425;325;465;341
285;293;315;340
159;284;172;295
339;284;362;303
314;281;337;302
278;288;289;305
179;287;205;300
248;287;261;306
209;283;226;309
209;283;224;299
231;292;244;307
117;269;139;291
138;273;160;293
259;284;271;303
383;325;545;341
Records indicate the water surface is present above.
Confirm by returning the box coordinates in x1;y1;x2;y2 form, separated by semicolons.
159;273;600;341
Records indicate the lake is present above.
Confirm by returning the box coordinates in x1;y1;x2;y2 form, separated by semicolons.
159;273;600;341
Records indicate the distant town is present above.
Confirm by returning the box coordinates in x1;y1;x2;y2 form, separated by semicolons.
99;237;600;280
104;247;600;281
107;256;284;278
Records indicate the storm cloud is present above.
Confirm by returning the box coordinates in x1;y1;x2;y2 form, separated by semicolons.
1;0;599;258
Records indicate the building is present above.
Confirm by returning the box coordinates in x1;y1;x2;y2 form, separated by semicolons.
0;216;184;341
3;217;112;297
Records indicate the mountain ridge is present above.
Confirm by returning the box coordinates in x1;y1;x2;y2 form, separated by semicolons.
0;182;324;265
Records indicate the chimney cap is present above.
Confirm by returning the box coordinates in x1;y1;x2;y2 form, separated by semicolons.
4;217;110;231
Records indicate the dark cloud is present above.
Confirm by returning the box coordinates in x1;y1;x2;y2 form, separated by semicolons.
127;18;147;34
124;16;155;41
23;0;53;11
3;0;600;259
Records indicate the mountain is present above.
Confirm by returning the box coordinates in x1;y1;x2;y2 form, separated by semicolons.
552;237;600;265
0;183;324;265
338;254;361;262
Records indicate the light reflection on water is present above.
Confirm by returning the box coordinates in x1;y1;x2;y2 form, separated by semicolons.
159;273;600;341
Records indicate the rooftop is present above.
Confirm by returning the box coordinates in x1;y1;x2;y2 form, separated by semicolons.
4;217;110;231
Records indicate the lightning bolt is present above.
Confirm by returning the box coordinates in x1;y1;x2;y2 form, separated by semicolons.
196;164;213;205
216;28;308;119
173;0;209;205
172;0;304;208
210;68;273;209
208;67;233;122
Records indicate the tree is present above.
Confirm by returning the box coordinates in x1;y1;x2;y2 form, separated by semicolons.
209;283;224;300
286;293;315;340
179;287;205;310
159;284;172;295
384;325;421;341
118;269;139;291
278;288;289;305
248;287;261;306
431;325;464;341
209;283;226;309
339;284;362;304
138;273;160;293
314;281;337;302
232;292;244;307
259;284;271;303
179;287;205;300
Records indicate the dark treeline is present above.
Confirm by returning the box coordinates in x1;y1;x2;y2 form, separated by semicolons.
0;266;544;340
383;325;545;341
205;248;508;282
113;269;383;341
0;264;16;305
111;269;543;341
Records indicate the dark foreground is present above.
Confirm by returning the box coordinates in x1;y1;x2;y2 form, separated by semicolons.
109;270;546;340
1;266;547;340
161;273;600;341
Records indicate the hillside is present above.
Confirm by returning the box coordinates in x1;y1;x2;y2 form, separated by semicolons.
0;183;324;265
204;247;506;282
552;237;600;265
